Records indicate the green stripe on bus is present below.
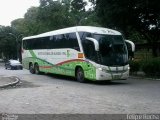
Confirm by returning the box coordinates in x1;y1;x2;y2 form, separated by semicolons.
29;50;37;58
22;57;96;80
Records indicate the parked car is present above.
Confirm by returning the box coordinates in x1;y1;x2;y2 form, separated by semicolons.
5;60;23;70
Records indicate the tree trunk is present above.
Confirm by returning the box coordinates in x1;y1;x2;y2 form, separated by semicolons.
152;42;158;57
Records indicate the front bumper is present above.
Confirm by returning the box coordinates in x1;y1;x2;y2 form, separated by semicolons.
96;67;129;81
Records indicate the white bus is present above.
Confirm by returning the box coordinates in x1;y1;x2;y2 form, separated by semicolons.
22;26;134;82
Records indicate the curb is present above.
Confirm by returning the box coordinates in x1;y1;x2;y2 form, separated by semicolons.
0;76;20;88
129;76;160;81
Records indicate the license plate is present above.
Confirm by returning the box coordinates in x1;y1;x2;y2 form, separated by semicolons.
113;75;121;79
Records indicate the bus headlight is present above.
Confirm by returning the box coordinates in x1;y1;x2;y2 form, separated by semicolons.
98;68;106;72
98;68;103;71
128;66;130;70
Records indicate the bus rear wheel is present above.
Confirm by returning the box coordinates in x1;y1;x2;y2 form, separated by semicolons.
34;63;40;74
76;67;85;83
29;63;35;74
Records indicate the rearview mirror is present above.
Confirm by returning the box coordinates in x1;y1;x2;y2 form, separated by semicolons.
125;40;135;52
125;40;135;60
86;37;99;51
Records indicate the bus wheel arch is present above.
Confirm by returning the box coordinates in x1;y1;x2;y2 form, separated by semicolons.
75;66;85;83
29;62;35;74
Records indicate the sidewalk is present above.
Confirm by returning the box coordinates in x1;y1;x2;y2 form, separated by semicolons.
129;71;160;81
0;76;20;88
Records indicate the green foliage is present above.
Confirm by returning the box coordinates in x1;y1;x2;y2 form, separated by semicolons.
11;7;40;36
38;0;74;31
80;11;100;26
71;0;86;12
0;26;18;59
95;0;160;57
70;0;90;25
134;50;152;60
129;60;140;73
129;58;160;77
0;0;100;59
10;0;100;37
141;58;160;77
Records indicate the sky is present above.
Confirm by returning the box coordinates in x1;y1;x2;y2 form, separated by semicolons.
0;0;39;26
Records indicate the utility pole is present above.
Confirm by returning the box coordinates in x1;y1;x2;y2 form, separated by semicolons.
9;33;23;61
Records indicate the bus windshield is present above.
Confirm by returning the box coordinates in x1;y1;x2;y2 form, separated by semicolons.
93;34;128;66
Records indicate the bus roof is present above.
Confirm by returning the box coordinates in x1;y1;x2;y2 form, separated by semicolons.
23;26;121;40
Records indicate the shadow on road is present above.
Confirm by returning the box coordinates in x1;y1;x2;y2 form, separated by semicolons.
0;80;40;90
45;73;129;86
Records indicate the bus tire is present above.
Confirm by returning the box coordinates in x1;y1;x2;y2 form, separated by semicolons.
76;67;85;83
29;63;35;74
34;63;40;74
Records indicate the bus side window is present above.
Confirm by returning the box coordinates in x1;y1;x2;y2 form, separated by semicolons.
23;40;27;50
27;39;33;50
49;36;56;49
65;33;80;51
78;32;92;41
69;33;80;51
37;38;43;49
44;37;51;49
61;34;68;49
54;34;63;48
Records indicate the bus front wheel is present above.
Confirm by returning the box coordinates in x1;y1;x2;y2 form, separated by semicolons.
76;67;85;83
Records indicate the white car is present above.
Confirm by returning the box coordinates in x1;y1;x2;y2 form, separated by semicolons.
5;60;23;70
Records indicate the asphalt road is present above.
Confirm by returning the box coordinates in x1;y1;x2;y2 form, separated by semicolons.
0;64;160;114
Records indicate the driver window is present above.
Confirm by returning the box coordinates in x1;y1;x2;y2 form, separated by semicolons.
99;38;112;57
82;40;96;62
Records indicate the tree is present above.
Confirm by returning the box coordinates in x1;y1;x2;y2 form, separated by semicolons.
95;0;160;57
134;0;160;57
0;26;18;60
70;0;87;25
11;0;99;37
38;0;74;32
24;7;41;35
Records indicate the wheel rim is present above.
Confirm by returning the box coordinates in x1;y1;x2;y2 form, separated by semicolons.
77;68;84;82
35;65;39;74
29;65;34;73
